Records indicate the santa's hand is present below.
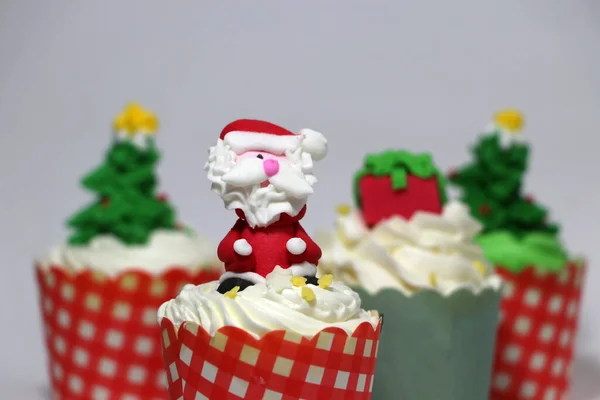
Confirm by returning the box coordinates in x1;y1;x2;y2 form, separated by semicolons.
233;239;252;256
286;238;307;255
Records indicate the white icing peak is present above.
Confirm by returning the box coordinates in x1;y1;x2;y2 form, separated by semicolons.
483;122;526;148
317;201;501;295
39;230;219;275
158;266;379;338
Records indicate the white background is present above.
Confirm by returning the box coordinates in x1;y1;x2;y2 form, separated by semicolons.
0;1;599;398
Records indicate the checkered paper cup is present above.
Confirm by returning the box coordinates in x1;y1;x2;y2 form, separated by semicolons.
160;317;382;399
35;264;222;400
490;262;586;400
354;285;502;400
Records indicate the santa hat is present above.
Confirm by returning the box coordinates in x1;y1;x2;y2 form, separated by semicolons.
219;119;328;161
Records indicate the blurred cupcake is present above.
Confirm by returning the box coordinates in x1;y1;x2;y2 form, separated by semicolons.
448;110;585;400
317;149;502;400
158;267;382;399
35;103;222;400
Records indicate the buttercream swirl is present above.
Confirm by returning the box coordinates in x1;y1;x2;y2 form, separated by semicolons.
317;201;502;295
38;230;219;275
158;266;379;338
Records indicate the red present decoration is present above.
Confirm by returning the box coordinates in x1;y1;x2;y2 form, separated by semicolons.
359;175;442;226
36;264;222;400
490;262;585;400
160;318;382;399
353;151;446;227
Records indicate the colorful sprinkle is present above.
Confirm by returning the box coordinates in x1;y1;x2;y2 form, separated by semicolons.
301;287;316;302
336;204;351;216
318;274;333;289
473;260;487;276
224;286;240;299
291;276;307;287
429;272;438;288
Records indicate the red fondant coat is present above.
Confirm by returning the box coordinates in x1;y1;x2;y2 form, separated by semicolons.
217;207;322;277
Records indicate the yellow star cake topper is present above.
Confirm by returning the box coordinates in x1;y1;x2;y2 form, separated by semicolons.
113;102;159;136
494;109;524;134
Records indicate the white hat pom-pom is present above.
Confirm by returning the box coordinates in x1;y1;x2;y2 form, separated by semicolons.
299;129;328;161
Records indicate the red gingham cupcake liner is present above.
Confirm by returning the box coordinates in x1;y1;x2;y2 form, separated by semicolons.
36;264;222;400
490;262;586;400
160;317;382;399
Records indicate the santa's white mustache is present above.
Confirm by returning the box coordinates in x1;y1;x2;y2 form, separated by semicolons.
221;156;313;199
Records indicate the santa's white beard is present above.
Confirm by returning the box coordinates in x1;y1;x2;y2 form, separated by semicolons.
205;142;318;228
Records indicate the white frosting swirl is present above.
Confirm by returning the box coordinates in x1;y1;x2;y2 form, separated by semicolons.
317;201;502;295
158;266;379;338
38;230;219;275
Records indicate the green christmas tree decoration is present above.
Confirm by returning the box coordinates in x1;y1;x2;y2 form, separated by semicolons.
67;103;177;246
449;110;567;271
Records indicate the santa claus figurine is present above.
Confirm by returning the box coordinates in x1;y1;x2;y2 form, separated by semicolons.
205;119;328;293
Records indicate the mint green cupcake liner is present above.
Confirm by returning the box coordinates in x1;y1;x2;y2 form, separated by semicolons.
354;286;502;400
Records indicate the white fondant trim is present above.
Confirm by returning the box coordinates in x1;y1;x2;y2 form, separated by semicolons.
233;239;252;256
224;131;301;155
299;128;328;161
289;262;317;276
219;271;266;284
482;122;498;134
286;238;307;255
114;130;128;140
131;133;149;149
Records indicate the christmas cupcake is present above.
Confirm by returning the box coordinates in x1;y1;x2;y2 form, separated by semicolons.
35;103;222;400
159;267;381;399
317;150;503;400
158;118;382;399
448;110;586;400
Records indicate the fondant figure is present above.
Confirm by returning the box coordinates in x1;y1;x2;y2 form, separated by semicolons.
205;119;328;293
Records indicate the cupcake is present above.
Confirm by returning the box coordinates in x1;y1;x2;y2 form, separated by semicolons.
35;103;222;400
448;110;585;400
158;267;381;399
158;119;382;399
317;149;503;400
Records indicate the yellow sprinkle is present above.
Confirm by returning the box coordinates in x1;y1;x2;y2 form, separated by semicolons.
473;261;487;276
224;286;240;299
430;247;441;253
291;276;307;287
318;274;333;289
336;231;354;248
301;286;316;302
494;109;524;134
336;204;351;216
429;272;438;288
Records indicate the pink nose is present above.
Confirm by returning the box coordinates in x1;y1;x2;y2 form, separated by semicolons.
263;159;280;177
